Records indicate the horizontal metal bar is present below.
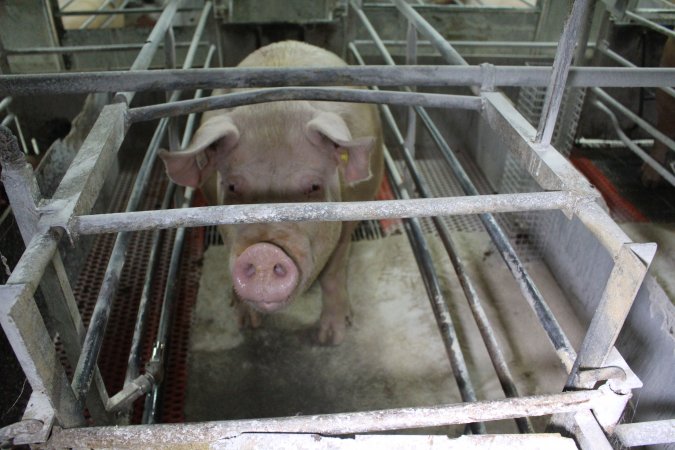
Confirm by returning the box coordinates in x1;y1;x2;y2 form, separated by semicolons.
4;41;207;56
593;99;675;186
47;390;606;448
55;6;201;16
625;10;675;39
576;137;653;148
364;2;537;11
141;433;578;449
597;44;675;100
592;87;675;154
128;87;483;123
70;191;577;235
354;39;598;49
3;66;674;96
614;419;675;447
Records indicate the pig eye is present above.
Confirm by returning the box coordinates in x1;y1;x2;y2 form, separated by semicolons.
228;184;236;192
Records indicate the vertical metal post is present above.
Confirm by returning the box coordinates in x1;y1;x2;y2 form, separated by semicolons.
535;0;592;145
405;21;418;156
0;33;12;74
165;26;181;153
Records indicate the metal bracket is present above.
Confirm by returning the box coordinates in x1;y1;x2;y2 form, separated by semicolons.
480;63;497;92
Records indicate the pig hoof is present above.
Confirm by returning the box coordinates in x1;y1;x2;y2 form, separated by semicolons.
235;303;263;329
317;314;351;346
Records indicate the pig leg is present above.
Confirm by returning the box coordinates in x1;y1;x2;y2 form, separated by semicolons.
231;290;263;329
317;221;358;345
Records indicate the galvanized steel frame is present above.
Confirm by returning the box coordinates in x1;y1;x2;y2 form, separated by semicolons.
0;0;671;448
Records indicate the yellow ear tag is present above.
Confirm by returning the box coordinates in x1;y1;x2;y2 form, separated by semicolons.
340;152;349;163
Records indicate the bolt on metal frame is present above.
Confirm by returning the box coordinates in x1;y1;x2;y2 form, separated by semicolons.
0;0;673;448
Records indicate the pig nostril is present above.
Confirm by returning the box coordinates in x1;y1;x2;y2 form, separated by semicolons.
244;263;256;278
273;263;287;277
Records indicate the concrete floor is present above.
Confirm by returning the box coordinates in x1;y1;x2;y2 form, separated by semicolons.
185;231;586;435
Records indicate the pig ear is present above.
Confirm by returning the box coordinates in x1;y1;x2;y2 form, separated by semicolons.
306;112;375;185
158;115;240;187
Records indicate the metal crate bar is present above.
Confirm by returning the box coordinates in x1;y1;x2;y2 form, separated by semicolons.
141;44;213;419
128;87;483;123
2;66;674;97
352;44;532;433
625;10;675;39
591;87;675;155
385;148;485;435
592;99;675;186
597;43;675;100
47;389;609;448
124;44;215;398
614;419;675;447
390;0;468;65
3;42;208;56
69;191;577;235
55;6;204;16
353;39;589;49
535;0;592;145
114;0;183;104
71;10;214;407
142;188;194;424
356;0;578;371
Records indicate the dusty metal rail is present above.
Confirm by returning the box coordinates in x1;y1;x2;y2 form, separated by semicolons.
385;148;485;435
1;66;674;96
69;192;578;235
47;389;610;448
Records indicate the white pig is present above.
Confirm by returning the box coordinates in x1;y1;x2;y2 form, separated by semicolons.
160;41;384;345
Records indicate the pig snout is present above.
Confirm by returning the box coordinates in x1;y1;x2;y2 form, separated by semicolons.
232;242;299;312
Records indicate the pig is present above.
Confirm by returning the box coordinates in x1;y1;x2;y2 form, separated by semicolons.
159;41;384;345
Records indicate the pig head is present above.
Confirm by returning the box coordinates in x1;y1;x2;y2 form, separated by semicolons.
160;43;383;345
